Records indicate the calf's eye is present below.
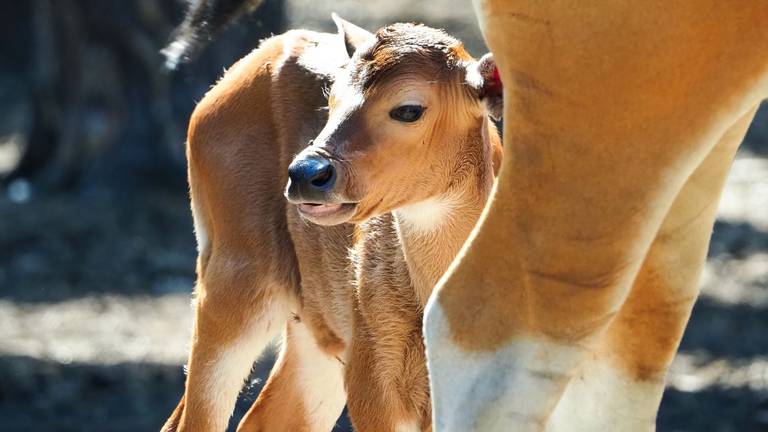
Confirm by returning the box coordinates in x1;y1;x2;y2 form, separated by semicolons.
389;105;425;123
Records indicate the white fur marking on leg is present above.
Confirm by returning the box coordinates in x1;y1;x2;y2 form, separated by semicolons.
191;202;208;252
203;300;287;430
395;419;421;432
546;359;661;431
291;322;347;431
424;299;584;432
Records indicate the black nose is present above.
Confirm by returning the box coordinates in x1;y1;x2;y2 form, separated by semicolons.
287;156;336;200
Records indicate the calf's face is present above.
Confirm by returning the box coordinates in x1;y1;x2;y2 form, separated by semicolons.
285;19;502;226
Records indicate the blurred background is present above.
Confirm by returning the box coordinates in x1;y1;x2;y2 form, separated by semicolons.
0;1;767;431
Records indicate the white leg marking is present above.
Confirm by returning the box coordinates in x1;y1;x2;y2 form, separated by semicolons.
290;321;347;431
395;419;421;432
203;300;287;430
546;358;661;432
424;300;584;432
191;201;208;252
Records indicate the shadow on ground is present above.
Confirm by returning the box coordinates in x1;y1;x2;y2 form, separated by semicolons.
1;165;767;431
0;193;196;303
659;387;768;432
0;1;766;429
0;354;355;432
743;104;768;156
709;220;768;260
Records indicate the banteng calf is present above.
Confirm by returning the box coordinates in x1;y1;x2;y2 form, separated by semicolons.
163;16;502;432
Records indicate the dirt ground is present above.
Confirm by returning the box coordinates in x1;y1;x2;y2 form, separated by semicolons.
2;1;768;431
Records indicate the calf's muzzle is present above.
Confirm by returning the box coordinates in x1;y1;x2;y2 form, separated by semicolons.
286;155;337;203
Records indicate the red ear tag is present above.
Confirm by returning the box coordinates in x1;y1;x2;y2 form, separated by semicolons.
492;66;501;84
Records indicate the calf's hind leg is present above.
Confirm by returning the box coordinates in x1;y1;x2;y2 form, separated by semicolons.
161;255;293;432
237;319;347;432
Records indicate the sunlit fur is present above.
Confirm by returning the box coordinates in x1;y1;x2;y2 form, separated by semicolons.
162;19;502;432
425;0;768;430
161;27;353;432
309;24;499;226
295;22;503;431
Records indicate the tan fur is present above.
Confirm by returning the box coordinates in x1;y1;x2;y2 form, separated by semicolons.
296;23;501;430
425;0;768;429
162;29;353;432
162;21;502;432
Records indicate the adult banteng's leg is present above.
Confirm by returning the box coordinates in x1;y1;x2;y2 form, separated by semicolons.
547;105;758;431
425;1;768;430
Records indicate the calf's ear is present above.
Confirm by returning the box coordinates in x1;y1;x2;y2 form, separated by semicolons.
466;53;503;120
331;13;374;59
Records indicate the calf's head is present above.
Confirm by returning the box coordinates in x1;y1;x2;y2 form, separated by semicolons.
286;17;502;225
